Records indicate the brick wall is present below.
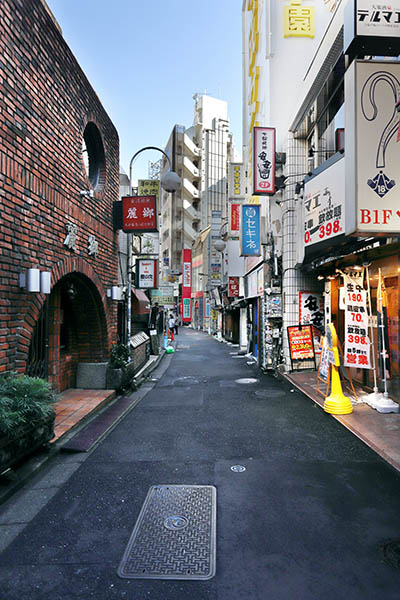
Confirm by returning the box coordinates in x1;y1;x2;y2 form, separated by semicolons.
0;0;120;390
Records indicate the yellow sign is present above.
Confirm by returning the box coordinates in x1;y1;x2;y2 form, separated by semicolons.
284;1;315;38
138;179;160;199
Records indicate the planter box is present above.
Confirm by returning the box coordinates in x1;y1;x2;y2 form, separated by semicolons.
0;412;55;474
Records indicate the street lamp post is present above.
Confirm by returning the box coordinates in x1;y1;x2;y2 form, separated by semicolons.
126;147;181;347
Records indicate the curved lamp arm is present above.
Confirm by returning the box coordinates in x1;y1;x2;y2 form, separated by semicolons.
129;146;172;193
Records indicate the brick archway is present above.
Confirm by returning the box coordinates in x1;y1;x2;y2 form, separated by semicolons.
18;257;114;390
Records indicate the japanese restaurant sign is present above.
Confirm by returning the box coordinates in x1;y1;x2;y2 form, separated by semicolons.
182;248;192;323
229;200;241;235
240;204;261;256
228;277;239;297
287;325;315;361
136;259;158;289
122;196;157;233
253;127;275;195
343;275;371;369
299;292;324;331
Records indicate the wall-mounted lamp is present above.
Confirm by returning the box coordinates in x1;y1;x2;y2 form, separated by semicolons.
80;190;94;198
19;268;51;293
107;286;122;301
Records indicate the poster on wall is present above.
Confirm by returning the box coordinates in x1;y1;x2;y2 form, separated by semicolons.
346;60;400;234
299;292;324;331
343;276;371;369
287;325;316;369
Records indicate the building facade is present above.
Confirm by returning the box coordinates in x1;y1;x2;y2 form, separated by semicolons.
0;0;119;391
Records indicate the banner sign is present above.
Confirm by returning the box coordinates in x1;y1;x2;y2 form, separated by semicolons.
240;204;261;256
253;127;275;195
122;196;157;233
228;276;239;297
346;60;400;234
204;297;211;318
299;292;324;331
303;158;345;247
136;259;158;289
182;249;192;323
229;200;241;235
377;268;391;379
287;325;315;362
343;275;371;369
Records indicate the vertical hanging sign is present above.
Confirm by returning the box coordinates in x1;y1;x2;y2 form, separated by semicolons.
182;249;192;323
253;127;275;195
343;273;371;369
240;205;261;256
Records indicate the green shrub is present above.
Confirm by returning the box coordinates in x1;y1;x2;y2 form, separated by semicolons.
0;372;56;436
109;343;130;369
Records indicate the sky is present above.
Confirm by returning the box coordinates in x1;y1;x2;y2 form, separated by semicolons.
45;0;243;181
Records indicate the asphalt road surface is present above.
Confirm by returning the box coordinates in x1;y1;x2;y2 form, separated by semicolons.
1;328;400;599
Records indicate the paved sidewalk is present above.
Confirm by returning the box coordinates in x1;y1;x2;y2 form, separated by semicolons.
284;369;400;473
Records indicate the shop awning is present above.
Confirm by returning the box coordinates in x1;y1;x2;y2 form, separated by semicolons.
132;289;151;315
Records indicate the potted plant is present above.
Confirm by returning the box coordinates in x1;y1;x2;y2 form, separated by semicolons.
106;343;130;391
0;372;56;474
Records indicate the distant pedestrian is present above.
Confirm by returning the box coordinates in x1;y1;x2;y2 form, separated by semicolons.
168;313;175;341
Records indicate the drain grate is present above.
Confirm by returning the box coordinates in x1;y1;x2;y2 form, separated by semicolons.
380;540;400;569
118;485;216;580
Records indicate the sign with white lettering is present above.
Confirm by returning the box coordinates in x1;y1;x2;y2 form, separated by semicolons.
122;196;157;233
136;259;158;289
303;159;345;247
240;205;261;256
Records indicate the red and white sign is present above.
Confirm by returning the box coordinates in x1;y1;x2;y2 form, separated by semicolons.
122;196;157;233
182;249;192;323
287;325;315;361
343;276;371;369
228;277;239;297
137;259;157;289
253;127;275;195
230;201;241;233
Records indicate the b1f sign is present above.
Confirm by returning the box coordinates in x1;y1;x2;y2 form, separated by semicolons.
253;127;275;195
136;259;158;289
346;60;400;234
240;205;261;256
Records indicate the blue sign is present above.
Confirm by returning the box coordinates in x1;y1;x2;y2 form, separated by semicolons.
240;204;261;256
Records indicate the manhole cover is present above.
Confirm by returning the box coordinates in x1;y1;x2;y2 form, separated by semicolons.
255;390;286;399
118;485;216;580
380;540;400;568
235;378;259;384
231;465;246;472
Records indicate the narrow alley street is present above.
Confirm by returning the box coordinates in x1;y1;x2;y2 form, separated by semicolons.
1;328;400;600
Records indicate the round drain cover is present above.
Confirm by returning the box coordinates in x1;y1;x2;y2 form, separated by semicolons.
381;540;400;568
231;465;246;472
164;515;189;531
255;390;285;399
235;378;259;384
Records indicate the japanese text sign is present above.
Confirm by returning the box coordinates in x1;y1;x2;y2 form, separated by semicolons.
283;0;315;38
253;127;275;195
122;196;157;233
343;277;371;369
138;180;160;199
137;259;158;289
299;292;324;331
182;249;192;323
303;159;345;247
287;325;315;361
228;277;240;297
240;204;261;256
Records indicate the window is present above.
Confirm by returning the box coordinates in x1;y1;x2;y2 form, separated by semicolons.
82;122;106;191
